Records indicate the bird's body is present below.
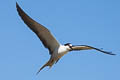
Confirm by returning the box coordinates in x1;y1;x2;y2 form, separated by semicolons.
16;2;115;74
39;45;70;72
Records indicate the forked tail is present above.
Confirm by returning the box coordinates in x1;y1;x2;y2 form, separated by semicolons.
36;59;55;75
36;61;49;75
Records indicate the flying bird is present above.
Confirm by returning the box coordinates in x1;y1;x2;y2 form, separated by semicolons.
16;2;115;74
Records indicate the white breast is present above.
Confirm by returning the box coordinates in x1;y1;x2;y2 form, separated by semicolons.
57;45;70;58
52;45;70;60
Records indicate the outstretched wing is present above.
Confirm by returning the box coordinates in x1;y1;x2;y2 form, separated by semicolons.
16;3;60;54
71;45;115;55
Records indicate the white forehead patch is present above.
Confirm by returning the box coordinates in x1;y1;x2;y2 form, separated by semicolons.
69;44;72;46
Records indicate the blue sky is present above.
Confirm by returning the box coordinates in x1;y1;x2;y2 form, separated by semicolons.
0;0;120;80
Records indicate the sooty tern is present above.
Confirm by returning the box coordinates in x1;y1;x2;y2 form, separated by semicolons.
16;3;115;74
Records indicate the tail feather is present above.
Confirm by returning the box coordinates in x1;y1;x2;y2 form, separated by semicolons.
36;59;55;75
36;61;49;75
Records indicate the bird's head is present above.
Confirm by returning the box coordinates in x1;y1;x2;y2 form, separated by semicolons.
64;43;73;51
64;43;72;46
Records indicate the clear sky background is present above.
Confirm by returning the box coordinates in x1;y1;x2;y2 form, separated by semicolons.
0;0;120;80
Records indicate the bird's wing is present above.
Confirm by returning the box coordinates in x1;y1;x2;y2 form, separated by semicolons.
71;45;115;55
16;3;60;54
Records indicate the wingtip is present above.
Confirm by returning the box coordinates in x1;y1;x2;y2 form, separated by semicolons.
16;2;18;6
36;66;44;75
36;70;40;75
104;51;116;55
16;2;18;5
16;2;19;9
36;67;45;75
109;53;116;55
